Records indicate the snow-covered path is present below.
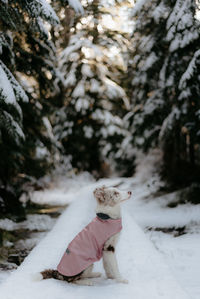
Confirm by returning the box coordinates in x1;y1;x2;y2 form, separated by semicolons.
0;179;190;299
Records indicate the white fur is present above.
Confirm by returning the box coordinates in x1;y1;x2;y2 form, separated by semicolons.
76;186;131;285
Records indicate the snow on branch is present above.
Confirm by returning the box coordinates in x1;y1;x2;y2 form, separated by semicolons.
28;0;59;25
68;0;84;14
179;49;200;89
0;63;16;106
159;107;181;141
166;0;199;52
0;61;29;104
0;110;25;144
132;0;151;16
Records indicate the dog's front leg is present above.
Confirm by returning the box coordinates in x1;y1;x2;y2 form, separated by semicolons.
103;234;128;284
102;250;128;284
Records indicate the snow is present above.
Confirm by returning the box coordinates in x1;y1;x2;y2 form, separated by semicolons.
129;181;200;299
141;52;158;71
166;0;199;52
148;232;200;299
0;74;20;123
0;63;16;105
139;35;155;52
81;63;94;77
179;49;200;89
72;80;85;97
82;46;99;60
60;40;82;60
0;215;55;232
130;188;200;229
91;110;123;131
0;174;192;299
0;61;28;103
132;72;147;85
159;107;180;140
35;143;50;159
195;5;200;21
132;0;151;16
42;117;55;140
152;2;170;23
63;70;76;87
83;126;93;138
36;16;49;38
68;0;84;15
30;172;95;206
36;0;59;25
90;79;100;93
68;52;80;62
57;14;130;145
104;78;127;100
75;98;90;112
1;154;199;299
1;110;25;142
143;97;164;115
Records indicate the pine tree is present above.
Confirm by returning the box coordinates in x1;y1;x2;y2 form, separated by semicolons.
0;0;58;185
53;0;130;174
127;0;171;150
128;0;200;185
0;0;83;213
159;0;200;184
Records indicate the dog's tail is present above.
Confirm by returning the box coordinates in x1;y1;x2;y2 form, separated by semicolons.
31;269;59;281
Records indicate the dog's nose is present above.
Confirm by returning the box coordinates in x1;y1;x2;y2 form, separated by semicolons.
128;191;132;195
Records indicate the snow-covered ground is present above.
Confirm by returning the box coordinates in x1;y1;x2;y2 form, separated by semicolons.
0;171;199;299
120;177;200;299
148;230;200;299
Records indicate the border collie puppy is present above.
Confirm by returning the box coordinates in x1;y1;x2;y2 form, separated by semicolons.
36;186;131;286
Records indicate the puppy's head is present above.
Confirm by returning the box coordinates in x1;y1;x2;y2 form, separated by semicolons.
93;185;132;206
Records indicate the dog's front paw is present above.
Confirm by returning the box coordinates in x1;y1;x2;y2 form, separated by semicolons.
116;278;129;284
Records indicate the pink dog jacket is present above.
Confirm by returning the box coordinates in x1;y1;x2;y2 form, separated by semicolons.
57;214;122;276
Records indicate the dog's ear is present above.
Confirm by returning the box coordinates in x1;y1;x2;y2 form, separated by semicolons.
93;187;105;203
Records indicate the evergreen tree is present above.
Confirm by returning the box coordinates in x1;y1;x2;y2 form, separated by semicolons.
127;0;171;150
0;0;58;186
53;0;130;174
128;0;200;185
159;0;200;184
0;0;82;213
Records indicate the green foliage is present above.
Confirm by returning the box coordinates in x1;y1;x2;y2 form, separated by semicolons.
53;0;130;174
128;0;200;185
0;0;59;188
0;0;87;217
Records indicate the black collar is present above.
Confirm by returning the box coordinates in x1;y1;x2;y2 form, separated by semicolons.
96;213;111;220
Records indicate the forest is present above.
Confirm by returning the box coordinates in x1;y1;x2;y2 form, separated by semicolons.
0;0;200;298
1;0;200;216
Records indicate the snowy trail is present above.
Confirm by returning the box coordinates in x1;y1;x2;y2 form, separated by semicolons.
0;179;190;299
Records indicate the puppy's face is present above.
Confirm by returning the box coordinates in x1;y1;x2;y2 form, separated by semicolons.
93;186;132;206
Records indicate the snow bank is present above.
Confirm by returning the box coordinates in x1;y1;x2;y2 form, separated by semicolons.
0;179;189;299
148;231;200;299
125;181;200;229
0;214;54;231
30;172;96;206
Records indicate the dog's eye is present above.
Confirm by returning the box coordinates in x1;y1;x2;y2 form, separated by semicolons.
114;191;119;196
